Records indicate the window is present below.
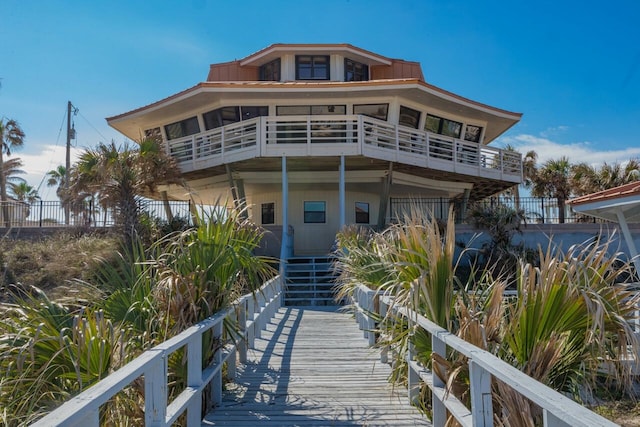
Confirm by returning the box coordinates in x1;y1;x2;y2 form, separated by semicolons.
355;202;369;224
304;201;326;223
203;106;268;130
276;105;346;115
261;202;275;225
353;104;389;121
259;58;280;81
203;107;239;130
399;106;421;129
241;106;269;120
164;117;200;140
296;55;330;80
424;114;462;138
345;58;368;81
464;125;483;143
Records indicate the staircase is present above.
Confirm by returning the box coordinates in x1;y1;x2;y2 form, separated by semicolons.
283;256;339;306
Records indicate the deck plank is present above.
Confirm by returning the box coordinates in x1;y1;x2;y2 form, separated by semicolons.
203;307;431;426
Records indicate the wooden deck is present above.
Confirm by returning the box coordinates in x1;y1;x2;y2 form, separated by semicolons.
203;306;431;426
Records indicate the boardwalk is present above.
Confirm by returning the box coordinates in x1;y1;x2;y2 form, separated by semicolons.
203;306;430;426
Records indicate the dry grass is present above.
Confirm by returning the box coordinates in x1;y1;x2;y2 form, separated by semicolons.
0;232;120;300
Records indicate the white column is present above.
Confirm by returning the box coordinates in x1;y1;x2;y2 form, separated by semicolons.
616;209;640;273
339;155;346;228
280;156;289;269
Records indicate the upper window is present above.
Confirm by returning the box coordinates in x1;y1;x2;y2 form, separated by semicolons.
304;201;326;223
353;104;389;121
425;114;462;138
276;105;346;116
164;117;200;140
399;106;421;129
344;58;369;81
261;202;275;225
464;125;483;143
355;202;369;224
203;106;268;130
259;58;281;81
296;55;330;80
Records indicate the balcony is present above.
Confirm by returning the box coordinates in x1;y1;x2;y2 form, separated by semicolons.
165;115;522;183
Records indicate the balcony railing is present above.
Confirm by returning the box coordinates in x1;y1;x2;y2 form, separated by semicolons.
165;115;523;182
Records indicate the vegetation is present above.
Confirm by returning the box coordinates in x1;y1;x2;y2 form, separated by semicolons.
529;156;573;223
0;207;275;425
334;210;640;426
0;118;26;227
65;139;184;248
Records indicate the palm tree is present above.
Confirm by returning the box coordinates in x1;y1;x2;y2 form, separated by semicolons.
46;165;69;223
66;139;183;247
3;157;27;186
503;146;538;208
0;118;25;227
10;181;39;203
530;156;572;223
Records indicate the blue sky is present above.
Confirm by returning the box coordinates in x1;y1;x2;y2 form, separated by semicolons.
1;0;639;199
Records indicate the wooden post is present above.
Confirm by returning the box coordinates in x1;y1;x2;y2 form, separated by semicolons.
469;360;493;427
238;300;248;363
186;334;203;426
407;340;420;405
432;332;447;427
212;322;224;407
145;355;167;426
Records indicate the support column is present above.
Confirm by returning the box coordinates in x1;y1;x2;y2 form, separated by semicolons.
377;162;393;230
459;188;471;221
339;156;346;229
280;157;289;273
226;164;240;210
616;209;640;275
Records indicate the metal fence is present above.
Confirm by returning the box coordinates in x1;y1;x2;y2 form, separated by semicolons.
0;196;605;229
0;199;193;228
390;196;606;225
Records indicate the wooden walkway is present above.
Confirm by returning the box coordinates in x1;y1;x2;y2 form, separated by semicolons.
203;306;431;426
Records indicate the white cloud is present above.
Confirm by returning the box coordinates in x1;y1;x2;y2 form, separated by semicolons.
539;125;569;138
12;144;84;200
497;133;640;166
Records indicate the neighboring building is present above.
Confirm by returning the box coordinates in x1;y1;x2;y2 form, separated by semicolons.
107;43;522;258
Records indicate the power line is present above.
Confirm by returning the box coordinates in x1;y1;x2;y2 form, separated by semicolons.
35;107;68;193
77;109;109;143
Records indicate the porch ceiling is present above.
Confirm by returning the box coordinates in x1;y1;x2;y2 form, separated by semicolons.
176;156;514;202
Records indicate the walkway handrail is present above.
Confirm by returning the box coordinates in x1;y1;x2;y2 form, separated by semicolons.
32;276;283;427
352;285;617;427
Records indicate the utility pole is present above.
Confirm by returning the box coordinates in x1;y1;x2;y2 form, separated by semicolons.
64;101;75;225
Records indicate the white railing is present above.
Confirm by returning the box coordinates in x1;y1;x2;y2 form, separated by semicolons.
32;276;283;427
351;285;617;427
164;115;522;182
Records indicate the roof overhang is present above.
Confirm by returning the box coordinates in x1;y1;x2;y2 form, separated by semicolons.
569;183;640;223
107;80;521;144
569;182;640;273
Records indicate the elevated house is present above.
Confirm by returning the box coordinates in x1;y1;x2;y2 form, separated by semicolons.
107;43;523;303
